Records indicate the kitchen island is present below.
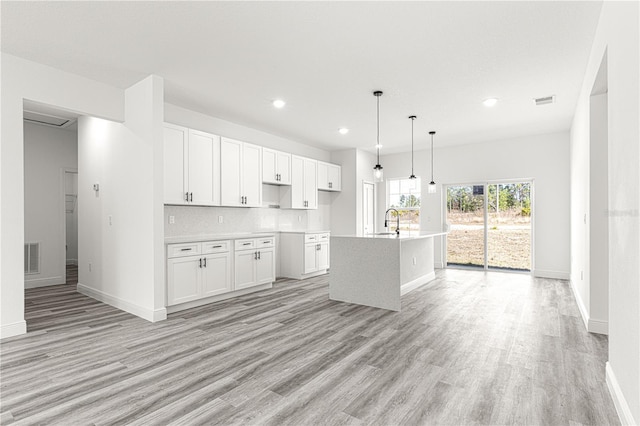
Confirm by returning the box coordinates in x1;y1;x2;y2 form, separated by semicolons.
329;232;446;311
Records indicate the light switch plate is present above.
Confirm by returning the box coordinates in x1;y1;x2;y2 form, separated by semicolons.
169;215;175;224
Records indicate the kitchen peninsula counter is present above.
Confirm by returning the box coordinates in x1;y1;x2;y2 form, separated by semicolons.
329;232;446;311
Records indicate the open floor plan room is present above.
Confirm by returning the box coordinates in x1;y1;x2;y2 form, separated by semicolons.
1;270;618;425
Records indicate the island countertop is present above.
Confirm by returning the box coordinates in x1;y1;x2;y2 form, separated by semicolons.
332;231;447;241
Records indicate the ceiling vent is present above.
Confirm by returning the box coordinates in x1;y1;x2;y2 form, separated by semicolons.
23;110;76;128
534;95;555;106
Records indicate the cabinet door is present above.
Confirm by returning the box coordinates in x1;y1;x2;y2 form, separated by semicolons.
290;155;305;209
235;250;257;290
318;242;330;270
242;143;262;207
201;253;232;297
304;243;318;274
220;138;243;206
188;130;220;206
276;151;292;185
304;158;318;209
163;124;188;204
328;164;341;191
262;148;278;184
167;256;201;305
256;248;275;285
317;161;329;191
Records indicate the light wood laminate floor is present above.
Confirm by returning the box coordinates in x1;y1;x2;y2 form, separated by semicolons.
1;270;619;425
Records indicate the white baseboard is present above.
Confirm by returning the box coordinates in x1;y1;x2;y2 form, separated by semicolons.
606;362;637;425
167;283;273;314
401;271;436;296
25;276;65;289
66;259;78;266
77;283;167;323
588;318;608;335
0;320;27;339
534;269;570;280
569;279;609;335
570;279;590;330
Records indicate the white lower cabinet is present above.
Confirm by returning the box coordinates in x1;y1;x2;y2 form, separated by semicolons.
235;237;275;290
167;236;274;310
280;232;330;279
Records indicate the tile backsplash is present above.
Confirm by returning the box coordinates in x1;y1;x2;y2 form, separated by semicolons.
165;192;332;237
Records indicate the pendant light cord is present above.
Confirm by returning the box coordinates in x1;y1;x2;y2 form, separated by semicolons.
430;132;435;182
376;94;380;164
411;117;415;176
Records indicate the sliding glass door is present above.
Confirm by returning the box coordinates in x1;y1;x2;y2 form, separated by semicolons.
445;185;485;268
446;182;532;272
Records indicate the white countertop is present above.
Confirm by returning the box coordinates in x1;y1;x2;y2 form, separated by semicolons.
279;230;331;234
332;231;447;241
165;232;276;245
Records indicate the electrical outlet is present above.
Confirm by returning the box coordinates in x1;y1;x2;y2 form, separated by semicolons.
89;262;92;272
412;257;417;265
298;215;302;222
108;215;113;226
169;215;175;224
218;215;223;224
581;270;584;280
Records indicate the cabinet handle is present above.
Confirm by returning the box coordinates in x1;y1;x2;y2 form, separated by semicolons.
329;182;332;188
199;258;202;268
254;251;258;260
317;244;320;251
180;248;192;251
258;251;261;260
203;258;207;267
212;245;222;249
190;192;193;202
185;192;189;202
242;242;251;246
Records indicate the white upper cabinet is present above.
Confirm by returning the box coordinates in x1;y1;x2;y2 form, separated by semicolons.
262;148;291;185
164;124;188;205
163;124;220;206
317;161;341;192
281;155;317;209
220;137;262;207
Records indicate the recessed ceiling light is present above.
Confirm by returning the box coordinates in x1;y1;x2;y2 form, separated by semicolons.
272;99;286;109
338;128;349;135
483;98;498;107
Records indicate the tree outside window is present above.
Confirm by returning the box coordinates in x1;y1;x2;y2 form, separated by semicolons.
387;178;421;235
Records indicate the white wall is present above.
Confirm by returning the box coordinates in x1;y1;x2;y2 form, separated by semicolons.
377;132;570;278
78;75;166;323
570;2;640;424
23;122;78;288
1;53;124;339
330;149;377;236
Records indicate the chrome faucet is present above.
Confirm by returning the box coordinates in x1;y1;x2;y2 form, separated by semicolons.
384;208;400;235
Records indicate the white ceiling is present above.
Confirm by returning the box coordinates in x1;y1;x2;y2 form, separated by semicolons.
2;1;602;154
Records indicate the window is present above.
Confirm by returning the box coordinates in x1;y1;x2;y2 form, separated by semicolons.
387;178;421;235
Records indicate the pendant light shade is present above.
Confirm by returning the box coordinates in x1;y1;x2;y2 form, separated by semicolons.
373;91;384;183
428;131;437;193
408;115;417;180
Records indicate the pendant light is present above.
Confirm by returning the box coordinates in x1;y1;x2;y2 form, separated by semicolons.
373;91;384;183
408;115;417;180
428;131;437;193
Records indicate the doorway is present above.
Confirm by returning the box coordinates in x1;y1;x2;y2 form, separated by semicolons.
65;170;78;285
445;181;532;272
362;181;375;235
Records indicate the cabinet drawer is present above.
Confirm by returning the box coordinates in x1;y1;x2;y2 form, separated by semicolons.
168;243;201;258
235;239;256;250
256;237;275;248
304;234;318;243
202;240;230;254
